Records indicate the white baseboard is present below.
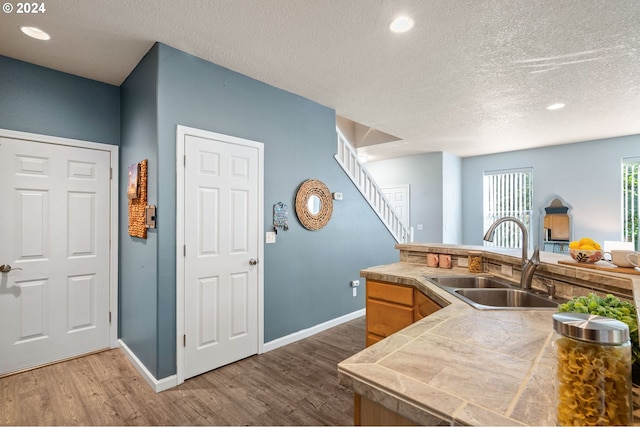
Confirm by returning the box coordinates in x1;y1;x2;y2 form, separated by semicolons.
118;339;177;393
262;308;365;353
118;309;365;391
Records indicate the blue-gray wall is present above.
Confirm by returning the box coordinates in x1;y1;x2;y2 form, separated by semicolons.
367;153;445;242
119;47;161;377
0;56;120;144
442;152;462;244
119;43;397;379
461;135;640;247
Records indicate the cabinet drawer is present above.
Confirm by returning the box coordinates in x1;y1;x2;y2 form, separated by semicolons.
367;280;413;306
367;299;414;338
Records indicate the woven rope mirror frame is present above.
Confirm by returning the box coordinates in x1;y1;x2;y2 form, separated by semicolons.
295;179;333;230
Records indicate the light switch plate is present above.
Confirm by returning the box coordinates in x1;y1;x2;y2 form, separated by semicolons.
266;231;276;244
145;205;156;229
458;257;469;267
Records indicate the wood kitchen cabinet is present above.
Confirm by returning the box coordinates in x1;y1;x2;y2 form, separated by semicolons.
365;279;441;347
357;279;443;425
354;395;418;426
366;280;414;346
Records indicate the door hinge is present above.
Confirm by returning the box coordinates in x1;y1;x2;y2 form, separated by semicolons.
109;311;112;324
110;167;113;179
183;335;186;347
184;155;186;167
183;245;186;257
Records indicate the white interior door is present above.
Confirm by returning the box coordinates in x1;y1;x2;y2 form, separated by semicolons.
0;137;111;375
182;131;262;380
382;185;410;225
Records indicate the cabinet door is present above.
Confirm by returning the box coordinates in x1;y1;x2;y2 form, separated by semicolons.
414;290;441;321
367;299;414;339
356;395;419;426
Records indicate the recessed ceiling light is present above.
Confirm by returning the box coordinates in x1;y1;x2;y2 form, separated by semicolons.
547;103;565;111
20;26;50;41
389;16;415;33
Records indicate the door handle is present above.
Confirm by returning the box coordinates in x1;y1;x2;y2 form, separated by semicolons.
0;264;22;273
249;258;258;266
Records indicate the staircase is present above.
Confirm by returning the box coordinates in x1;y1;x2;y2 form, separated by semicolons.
334;128;413;243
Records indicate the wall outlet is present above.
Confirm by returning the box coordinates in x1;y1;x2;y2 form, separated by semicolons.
350;280;360;287
266;231;276;244
458;257;468;267
501;264;513;277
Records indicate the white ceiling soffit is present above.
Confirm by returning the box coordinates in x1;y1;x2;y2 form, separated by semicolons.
1;0;639;160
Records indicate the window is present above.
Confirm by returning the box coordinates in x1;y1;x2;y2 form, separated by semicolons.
483;168;533;249
622;157;639;250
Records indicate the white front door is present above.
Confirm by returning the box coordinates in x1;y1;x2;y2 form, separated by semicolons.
180;129;262;380
382;185;410;225
0;137;111;375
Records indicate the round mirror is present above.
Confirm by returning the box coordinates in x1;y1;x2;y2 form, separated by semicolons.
307;195;321;215
295;179;333;230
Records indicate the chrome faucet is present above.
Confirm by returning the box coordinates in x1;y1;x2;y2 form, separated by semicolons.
483;216;540;289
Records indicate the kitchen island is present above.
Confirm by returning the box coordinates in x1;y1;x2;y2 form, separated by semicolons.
337;244;640;426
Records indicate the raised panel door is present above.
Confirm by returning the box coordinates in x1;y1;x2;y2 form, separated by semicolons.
0;137;110;375
183;133;259;379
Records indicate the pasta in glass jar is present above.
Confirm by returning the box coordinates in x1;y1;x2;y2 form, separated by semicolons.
467;251;483;273
553;312;632;426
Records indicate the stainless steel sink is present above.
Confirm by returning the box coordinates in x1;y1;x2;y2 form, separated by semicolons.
425;275;566;310
453;288;565;309
427;275;511;289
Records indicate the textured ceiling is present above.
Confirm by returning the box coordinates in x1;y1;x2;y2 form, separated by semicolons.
1;0;639;160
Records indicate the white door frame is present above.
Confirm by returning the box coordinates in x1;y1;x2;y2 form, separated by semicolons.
175;125;264;386
0;127;119;349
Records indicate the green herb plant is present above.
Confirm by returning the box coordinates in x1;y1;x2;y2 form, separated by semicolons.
558;293;640;365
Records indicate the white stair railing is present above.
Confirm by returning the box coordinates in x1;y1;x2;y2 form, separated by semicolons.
334;128;413;243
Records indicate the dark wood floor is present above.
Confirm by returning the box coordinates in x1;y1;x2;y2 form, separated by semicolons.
0;316;365;426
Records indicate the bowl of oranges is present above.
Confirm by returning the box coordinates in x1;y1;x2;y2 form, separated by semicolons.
568;238;603;263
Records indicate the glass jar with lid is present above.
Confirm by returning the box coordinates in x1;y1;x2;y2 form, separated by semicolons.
552;312;633;426
467;251;483;273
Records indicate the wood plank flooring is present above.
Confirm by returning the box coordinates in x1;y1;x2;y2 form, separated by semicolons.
0;316;365;426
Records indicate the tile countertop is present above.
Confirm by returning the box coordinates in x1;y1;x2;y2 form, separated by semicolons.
337;245;640;426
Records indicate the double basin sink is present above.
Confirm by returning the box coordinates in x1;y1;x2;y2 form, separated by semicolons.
425;275;567;310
